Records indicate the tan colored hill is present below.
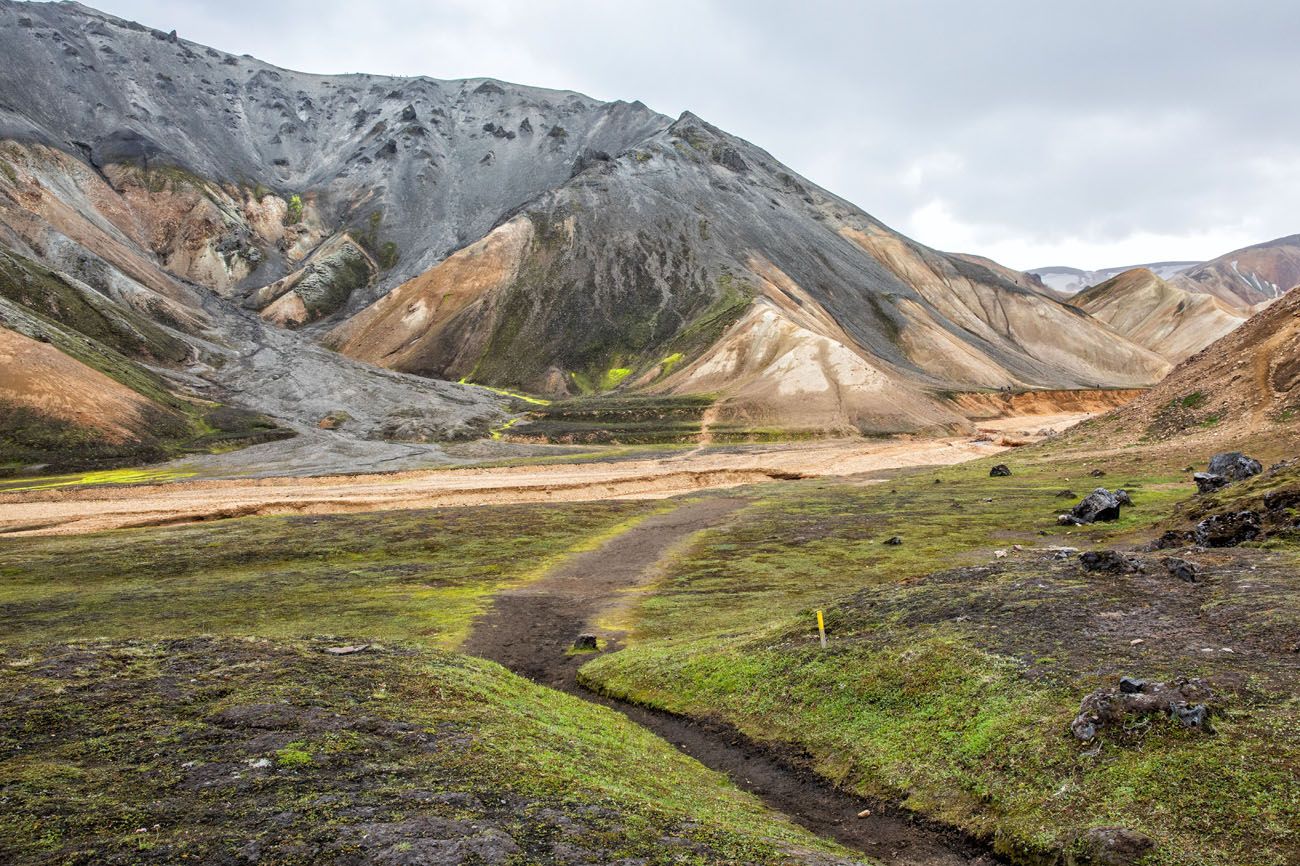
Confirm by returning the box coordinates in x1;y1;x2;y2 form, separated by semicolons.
1071;267;1248;362
1074;280;1300;450
1175;234;1300;307
0;325;163;442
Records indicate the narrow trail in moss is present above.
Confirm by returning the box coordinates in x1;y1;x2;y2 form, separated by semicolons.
462;495;999;866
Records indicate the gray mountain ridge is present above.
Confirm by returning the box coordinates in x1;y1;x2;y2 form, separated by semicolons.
0;0;1174;461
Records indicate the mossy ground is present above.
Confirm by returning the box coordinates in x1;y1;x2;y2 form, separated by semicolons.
511;395;715;445
0;502;663;650
0;638;854;865
0;501;861;865
580;449;1300;865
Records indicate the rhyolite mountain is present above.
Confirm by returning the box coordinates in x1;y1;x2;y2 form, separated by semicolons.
1071;267;1248;362
1172;234;1300;309
0;0;1176;459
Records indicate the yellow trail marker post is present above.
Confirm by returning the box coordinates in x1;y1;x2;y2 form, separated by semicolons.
817;609;827;648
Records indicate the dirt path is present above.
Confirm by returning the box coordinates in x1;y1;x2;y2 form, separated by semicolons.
0;438;1003;537
462;497;998;866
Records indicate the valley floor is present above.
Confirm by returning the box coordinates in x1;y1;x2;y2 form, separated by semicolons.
0;436;1007;537
2;426;1296;865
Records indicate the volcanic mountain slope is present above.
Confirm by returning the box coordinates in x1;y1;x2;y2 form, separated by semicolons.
1174;234;1300;308
1071;267;1248;362
1073;278;1300;449
325;111;1171;433
0;1;1172;448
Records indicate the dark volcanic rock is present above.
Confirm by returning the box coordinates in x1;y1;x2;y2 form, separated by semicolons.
1208;451;1263;481
1161;556;1200;581
1059;488;1124;525
884;536;903;546
989;464;1011;477
1055;489;1076;499
1114;489;1134;507
572;634;598;651
1079;550;1144;574
1194;510;1262;547
1071;677;1214;741
1194;472;1229;494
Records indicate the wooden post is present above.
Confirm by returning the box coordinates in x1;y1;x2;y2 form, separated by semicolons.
817;609;827;648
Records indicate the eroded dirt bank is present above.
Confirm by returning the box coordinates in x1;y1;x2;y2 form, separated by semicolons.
0;438;1004;537
463;497;999;865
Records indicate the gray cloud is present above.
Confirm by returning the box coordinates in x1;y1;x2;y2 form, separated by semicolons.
88;0;1300;269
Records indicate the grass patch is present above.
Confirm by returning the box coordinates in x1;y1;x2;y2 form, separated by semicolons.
580;450;1300;864
0;502;664;650
0;638;854;865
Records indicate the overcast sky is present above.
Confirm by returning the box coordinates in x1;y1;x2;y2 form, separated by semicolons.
89;0;1300;270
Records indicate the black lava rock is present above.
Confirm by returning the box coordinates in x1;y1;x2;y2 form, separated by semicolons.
1059;488;1123;525
572;634;598;651
1079;550;1144;574
1162;557;1199;582
1194;472;1228;494
1194;510;1262;547
989;464;1012;477
1119;676;1146;694
884;536;903;546
1208;451;1263;481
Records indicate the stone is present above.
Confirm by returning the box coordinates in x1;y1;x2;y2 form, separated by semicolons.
1089;468;1107;477
1162;557;1199;582
1077;826;1156;866
1055;489;1076;498
1208;451;1263;481
572;634;598;651
1194;472;1228;494
1079;550;1143;574
1114;489;1134;507
1118;676;1145;694
1059;488;1124;525
1194;510;1262;547
989;464;1012;477
1152;530;1194;550
884;536;903;546
324;644;370;655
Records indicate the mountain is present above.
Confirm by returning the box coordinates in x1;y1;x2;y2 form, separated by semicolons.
1071;267;1248;362
1028;261;1201;296
1173;234;1300;308
0;1;1172;459
1074;278;1300;449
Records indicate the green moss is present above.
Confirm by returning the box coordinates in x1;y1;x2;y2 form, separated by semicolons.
0;501;661;650
579;450;1299;864
284;193;304;225
602;367;633;390
0;638;849;865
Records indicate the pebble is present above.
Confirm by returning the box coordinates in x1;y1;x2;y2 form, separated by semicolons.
857;808;872;818
1129;639;1145;646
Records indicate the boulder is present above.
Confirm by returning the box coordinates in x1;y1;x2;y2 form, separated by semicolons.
572;634;598;651
1076;827;1156;866
1194;510;1262;547
1161;557;1199;582
1194;472;1228;494
1071;677;1214;741
1152;530;1194;550
1059;488;1123;525
989;464;1012;477
1114;489;1134;507
1208;451;1263;481
883;536;903;546
1079;550;1144;574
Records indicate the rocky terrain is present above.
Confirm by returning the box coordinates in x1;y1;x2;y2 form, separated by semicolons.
0;0;1189;473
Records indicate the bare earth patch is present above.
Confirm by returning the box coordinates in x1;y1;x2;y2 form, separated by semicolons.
0;437;1004;537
